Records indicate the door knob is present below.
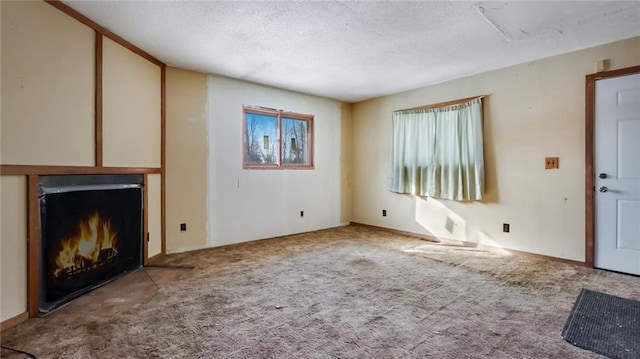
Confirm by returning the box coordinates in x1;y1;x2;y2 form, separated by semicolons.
599;173;607;179
598;186;608;193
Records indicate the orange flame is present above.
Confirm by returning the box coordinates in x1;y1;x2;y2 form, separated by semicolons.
54;212;118;277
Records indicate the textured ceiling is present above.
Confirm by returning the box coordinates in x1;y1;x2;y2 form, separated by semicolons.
62;1;640;103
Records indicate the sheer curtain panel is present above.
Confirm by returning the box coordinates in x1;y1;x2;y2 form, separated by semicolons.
388;97;484;201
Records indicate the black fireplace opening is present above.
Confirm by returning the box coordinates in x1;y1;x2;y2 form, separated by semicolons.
39;175;143;313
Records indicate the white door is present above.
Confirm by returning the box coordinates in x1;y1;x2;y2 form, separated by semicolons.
594;72;640;275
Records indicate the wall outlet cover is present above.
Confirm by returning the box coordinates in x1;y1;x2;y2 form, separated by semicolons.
545;157;559;169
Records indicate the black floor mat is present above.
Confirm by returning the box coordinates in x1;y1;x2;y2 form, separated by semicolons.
562;289;640;359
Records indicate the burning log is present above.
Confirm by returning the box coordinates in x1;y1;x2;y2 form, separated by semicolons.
53;212;118;278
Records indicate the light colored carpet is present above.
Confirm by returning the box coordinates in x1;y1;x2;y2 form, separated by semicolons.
2;225;639;358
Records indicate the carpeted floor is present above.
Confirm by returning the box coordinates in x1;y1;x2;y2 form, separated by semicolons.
2;225;639;358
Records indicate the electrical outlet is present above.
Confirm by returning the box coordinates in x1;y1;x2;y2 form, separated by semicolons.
180;223;187;232
300;211;304;217
503;223;510;233
545;157;559;169
382;209;387;217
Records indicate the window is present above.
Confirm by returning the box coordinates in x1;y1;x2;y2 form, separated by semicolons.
388;97;484;201
243;106;314;169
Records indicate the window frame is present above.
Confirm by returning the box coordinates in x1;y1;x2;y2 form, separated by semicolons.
242;106;314;170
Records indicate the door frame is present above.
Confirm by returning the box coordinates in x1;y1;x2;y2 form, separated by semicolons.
585;65;640;267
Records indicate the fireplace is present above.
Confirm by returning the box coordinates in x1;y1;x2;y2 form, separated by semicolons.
38;175;144;313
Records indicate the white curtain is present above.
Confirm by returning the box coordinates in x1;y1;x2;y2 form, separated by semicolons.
388;97;484;201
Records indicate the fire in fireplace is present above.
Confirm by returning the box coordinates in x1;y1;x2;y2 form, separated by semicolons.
39;175;143;313
53;211;119;279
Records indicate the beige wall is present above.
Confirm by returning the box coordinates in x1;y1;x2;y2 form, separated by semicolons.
165;68;208;253
351;37;640;261
147;174;163;257
340;103;353;224
166;70;351;252
0;176;28;322
102;37;162;168
1;0;3;144
1;1;94;166
206;75;349;246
